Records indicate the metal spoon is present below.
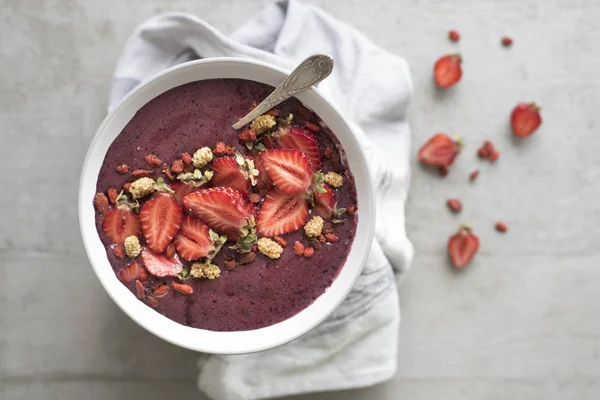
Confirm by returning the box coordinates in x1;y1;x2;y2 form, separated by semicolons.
232;54;334;130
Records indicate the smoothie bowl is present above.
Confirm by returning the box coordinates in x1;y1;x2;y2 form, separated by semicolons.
79;58;374;354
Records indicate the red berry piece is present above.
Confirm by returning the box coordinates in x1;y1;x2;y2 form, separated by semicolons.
140;193;183;253
173;216;214;261
448;30;460;42
273;126;321;172
183;187;257;241
434;54;462;88
446;198;462;213
256;190;309;237
469;169;480;181
501;36;513;47
259;149;312;194
511;102;542;138
448;224;479;269
418;133;462;167
495;221;508;232
140;247;183;278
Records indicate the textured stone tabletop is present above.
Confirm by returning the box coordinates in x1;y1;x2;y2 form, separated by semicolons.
2;0;600;399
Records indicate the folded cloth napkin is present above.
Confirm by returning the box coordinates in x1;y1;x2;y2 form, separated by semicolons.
108;1;414;399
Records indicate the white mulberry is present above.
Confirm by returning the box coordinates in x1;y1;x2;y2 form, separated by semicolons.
250;115;276;135
190;262;221;280
303;215;324;238
129;177;156;199
324;172;344;188
123;235;141;258
192;147;213;168
257;237;283;259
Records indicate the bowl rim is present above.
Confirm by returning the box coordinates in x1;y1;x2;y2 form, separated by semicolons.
79;57;375;354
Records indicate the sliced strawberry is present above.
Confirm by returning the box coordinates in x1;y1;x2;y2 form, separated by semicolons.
313;185;335;219
434;54;462;88
257;190;309;237
171;181;199;205
140;247;183;277
511;102;541;138
418;133;461;167
183;187;256;240
448;225;479;269
253;155;272;190
259;149;312;194
102;205;141;245
117;261;140;282
211;157;250;195
273;126;321;172
173;216;214;261
140;192;183;253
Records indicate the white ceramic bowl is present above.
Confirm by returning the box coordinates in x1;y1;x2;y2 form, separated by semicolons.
79;58;375;354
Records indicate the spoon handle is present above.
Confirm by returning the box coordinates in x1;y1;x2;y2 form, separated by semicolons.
232;54;334;130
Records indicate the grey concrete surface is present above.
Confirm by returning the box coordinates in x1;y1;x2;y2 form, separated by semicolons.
2;0;600;399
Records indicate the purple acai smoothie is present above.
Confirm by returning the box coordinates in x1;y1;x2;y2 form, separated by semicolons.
94;79;358;331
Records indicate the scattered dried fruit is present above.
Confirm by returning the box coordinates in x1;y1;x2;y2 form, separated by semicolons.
323;146;334;159
418;133;462;167
239;251;257;265
273;236;287;248
495;221;508;232
448;224;479;269
318;234;326;243
123;182;132;192
145;154;162;167
146;296;160;308
266;109;280;117
293;241;305;256
182;152;192;166
324;233;338;242
94;193;109;215
171;159;184;174
172;282;193;295
132;169;153;178
469;169;479;181
303;247;315;257
346;205;358;216
434;54;462;88
213;142;235;157
224;259;237;270
116;164;130;174
260;134;274;149
304;122;321;132
511;102;541;138
501;36;513;47
489;150;500;163
135;280;145;299
113;245;125;259
107;188;118;204
239;129;257;142
163;168;175;181
152;285;169;298
117;261;140;282
448;29;460;42
446;198;462;213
